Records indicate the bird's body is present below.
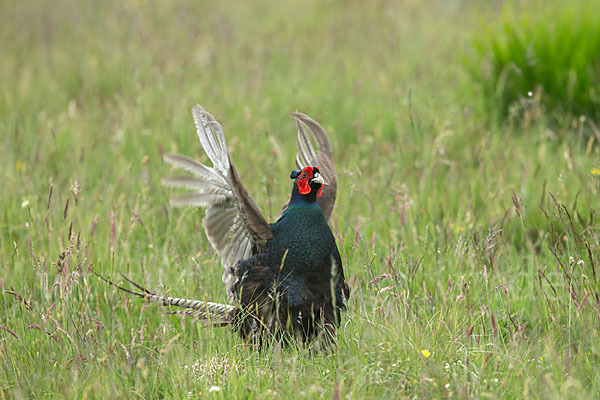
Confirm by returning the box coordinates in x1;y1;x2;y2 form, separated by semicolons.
232;184;348;344
109;105;348;347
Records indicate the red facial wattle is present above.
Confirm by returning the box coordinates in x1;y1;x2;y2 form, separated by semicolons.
297;166;323;197
297;166;313;195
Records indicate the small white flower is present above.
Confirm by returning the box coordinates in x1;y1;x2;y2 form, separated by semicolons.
21;199;30;208
569;256;574;265
577;260;585;267
209;386;221;393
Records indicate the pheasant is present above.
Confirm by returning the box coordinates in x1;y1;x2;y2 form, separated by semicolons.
111;105;349;346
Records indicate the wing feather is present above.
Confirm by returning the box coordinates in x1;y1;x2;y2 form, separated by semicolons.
163;153;227;187
296;120;318;165
226;155;273;245
192;106;229;175
162;176;231;195
164;105;272;301
205;213;232;246
281;112;338;221
169;193;228;207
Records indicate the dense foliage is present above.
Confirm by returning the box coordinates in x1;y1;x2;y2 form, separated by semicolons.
471;0;600;126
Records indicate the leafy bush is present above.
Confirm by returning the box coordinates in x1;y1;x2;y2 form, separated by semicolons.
471;0;600;125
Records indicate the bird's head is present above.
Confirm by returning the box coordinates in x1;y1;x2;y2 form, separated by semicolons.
289;166;325;201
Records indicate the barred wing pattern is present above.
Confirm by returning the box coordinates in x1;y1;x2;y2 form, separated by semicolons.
292;112;338;221
163;105;272;301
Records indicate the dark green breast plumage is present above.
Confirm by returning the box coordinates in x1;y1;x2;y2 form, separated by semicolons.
267;203;343;308
229;165;348;342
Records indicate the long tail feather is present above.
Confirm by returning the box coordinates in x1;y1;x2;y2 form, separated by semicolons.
95;272;236;323
167;310;231;326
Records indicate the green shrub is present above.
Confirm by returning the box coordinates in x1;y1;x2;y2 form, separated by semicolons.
471;0;600;125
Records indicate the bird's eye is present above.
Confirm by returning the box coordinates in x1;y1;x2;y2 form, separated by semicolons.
301;173;306;178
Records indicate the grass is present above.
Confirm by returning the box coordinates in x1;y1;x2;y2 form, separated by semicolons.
470;0;600;126
1;0;599;398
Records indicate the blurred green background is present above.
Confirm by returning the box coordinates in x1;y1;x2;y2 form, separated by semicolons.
1;0;599;398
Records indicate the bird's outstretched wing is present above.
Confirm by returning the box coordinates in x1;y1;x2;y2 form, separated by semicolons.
290;112;338;221
163;105;272;301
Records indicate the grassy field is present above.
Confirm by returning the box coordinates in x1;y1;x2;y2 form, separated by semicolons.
1;0;599;398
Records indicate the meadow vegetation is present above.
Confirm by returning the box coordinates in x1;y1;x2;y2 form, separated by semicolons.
1;0;599;398
470;0;600;126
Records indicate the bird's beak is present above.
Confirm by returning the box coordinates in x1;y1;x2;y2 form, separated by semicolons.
311;172;326;185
